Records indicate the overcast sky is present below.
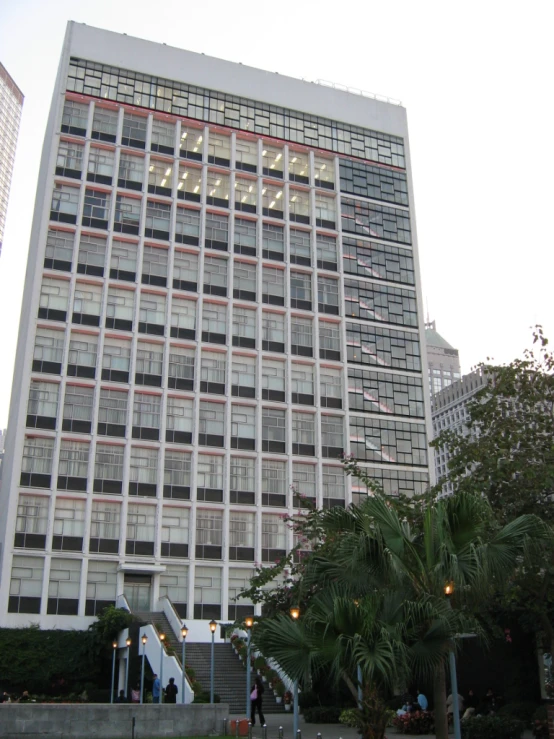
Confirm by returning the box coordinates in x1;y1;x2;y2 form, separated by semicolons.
0;0;552;428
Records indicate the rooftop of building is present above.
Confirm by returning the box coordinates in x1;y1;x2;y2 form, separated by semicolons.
431;368;488;414
0;62;24;105
425;320;458;352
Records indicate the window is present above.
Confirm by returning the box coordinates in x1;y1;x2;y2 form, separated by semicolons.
114;195;141;234
341;197;411;245
202;302;227;344
290;271;312;311
205;212;228;250
228;565;255;619
315;193;336;229
342;237;415;286
148;160;173;197
92;106;118;143
33;327;64;375
262;223;284;261
27;381;59;430
196;511;223;560
206;171;230;208
98;388;128;437
318;276;340;315
233;261;256;301
200;350;226;394
292;463;316;505
229;514;255;564
168;346;195;391
139;292;166;335
194;566;222;619
262;358;286;402
135;341;163;386
289;150;309;184
126;503;155;555
197;455;224;502
132;392;161;440
177;162;202;201
290;228;311;266
232;307;256;349
175;207;200;246
67;333;97;378
118;152;144;191
291;316;313;356
208;132;230;166
15;495;49;549
139;246;168;288
62;384;93;434
110;242;137;284
262;145;283;178
50;184;79;224
145;201;171;241
321;416;344;458
314;156;335;190
231;404;256;450
129;447;158;497
231;355;256;398
56;141;84;179
164;449;192;500
339;159;408;205
61;99;88;136
262;514;286;562
180;125;203;161
234;177;257;213
160;565;189;617
234;217;257;256
173;252;199;293
262;266;285;306
161;507;189;558
291;364;314;405
58;439;90;491
87;147;114;185
349;417;427;467
230;457;256;505
319;320;341;361
94;443;124;494
52;498;86;551
262;182;284;219
320;367;343;408
77;233;106;276
317;234;338;271
122;112;147;148
235;138;257;173
85;560;118;615
262;459;287;507
101;338;131;383
39;277;69;321
106;287;135;331
346;322;421;372
322;465;346;508
262;407;286;453
151;119;175;154
344;280;417;327
20;437;54;488
82;188;110;229
199;401;225;447
348;368;424;418
289;189;310;224
72;282;103;326
292;412;315;456
203;256;228;297
262;311;285;353
8;555;45;614
46;558;81;615
166;396;194;444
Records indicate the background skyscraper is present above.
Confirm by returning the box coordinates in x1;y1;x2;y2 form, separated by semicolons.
0;62;24;258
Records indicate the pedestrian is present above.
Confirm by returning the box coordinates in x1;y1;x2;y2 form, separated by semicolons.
115;689;126;703
462;688;478;719
416;689;428;711
131;683;140;703
165;677;178;704
250;675;265;726
152;674;161;704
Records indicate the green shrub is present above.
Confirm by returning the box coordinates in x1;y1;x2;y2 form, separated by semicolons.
303;705;342;723
254;656;266;670
532;705;548;738
393;710;435;735
194;691;220;704
298;689;320;709
498;701;539;726
339;708;363;729
533;705;548;721
461;715;525;739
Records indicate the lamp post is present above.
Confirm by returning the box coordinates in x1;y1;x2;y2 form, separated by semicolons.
209;619;217;703
159;633;165;704
111;641;118;704
125;638;132;700
245;616;254;715
181;625;188;705
140;635;148;704
444;583;461;739
290;606;300;737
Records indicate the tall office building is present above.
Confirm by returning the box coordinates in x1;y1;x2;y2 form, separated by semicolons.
0;23;431;636
0;63;24;257
425;320;461;395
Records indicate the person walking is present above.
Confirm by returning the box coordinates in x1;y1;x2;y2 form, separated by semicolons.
165;677;178;703
250;675;265;726
152;674;161;704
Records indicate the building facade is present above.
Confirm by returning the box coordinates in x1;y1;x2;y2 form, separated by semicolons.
425;320;461;396
0;23;432;637
0;62;24;258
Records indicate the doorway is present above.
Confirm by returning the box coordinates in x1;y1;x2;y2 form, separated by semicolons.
124;574;152;611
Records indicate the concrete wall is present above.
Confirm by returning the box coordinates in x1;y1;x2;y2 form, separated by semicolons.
0;703;229;739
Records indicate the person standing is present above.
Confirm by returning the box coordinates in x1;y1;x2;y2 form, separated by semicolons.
152;674;161;704
416;690;428;711
165;677;178;703
250;675;265;726
131;683;140;703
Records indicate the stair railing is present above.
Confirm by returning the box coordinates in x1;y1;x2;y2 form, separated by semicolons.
157;595;185;643
139;623;195;705
116;592;131;612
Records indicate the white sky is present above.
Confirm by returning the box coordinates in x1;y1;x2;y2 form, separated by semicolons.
0;0;553;428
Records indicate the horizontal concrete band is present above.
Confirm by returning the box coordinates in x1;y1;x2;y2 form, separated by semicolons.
0;702;229;739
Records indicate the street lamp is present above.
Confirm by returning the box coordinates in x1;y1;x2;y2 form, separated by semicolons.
140;635;148;704
181;625;188;705
444;583;461;739
111;640;118;704
209;619;217;704
125;638;132;700
245;616;254;715
159;634;165;704
290;607;300;737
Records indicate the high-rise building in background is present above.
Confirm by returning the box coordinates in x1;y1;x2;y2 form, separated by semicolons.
0;22;432;635
425;320;461;396
0;62;24;257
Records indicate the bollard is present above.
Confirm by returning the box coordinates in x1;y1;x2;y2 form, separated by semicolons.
262;724;268;739
297;730;302;739
317;733;322;739
248;722;253;739
236;718;240;739
279;727;283;739
132;717;136;739
223;718;228;736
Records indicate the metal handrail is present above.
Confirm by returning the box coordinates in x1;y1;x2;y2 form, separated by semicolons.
313;79;402;106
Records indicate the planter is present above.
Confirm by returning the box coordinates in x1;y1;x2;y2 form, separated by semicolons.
275;697;282;704
284;704;291;712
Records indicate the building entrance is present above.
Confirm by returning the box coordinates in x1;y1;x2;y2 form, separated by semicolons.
124;574;152;611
